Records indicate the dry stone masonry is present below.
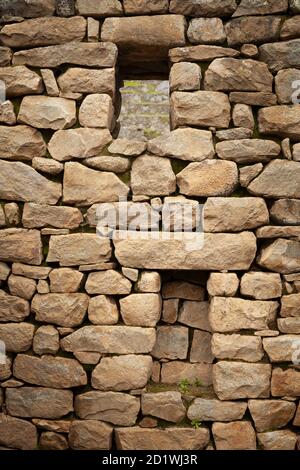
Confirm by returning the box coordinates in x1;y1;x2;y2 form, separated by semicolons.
0;0;300;452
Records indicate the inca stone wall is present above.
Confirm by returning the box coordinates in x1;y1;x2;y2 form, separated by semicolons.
0;0;300;451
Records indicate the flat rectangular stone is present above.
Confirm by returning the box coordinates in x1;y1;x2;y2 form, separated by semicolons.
229;92;277;107
169;45;239;63
0;229;42;265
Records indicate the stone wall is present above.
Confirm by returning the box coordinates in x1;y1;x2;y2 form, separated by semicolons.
0;0;300;451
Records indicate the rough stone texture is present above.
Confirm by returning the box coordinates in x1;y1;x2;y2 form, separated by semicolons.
0;228;43;266
0;17;86;47
213;362;272;400
69;420;112;450
169;63;201;92
169;45;239;63
257;239;300;274
258;105;300;140
6;387;73;419
86;270;131;295
18;96;76;130
188;399;247;422
136;272;161;293
275;69;300;104
57;67;115;96
75;391;139;426
190;330;214;363
207;273;239;297
271;368;300;397
226;16;281;46
263;335;300;362
0;323;34;352
115;427;210;450
188;18;226;45
216;139;280;164
152;326;189;360
212;333;264;362
0;414;37;450
120;294;161;327
142;392;185;423
248;160;300;198
281;16;300;40
281;294;300;317
240;272;282;300
8;274;36;300
257;430;297;451
162;281;205;301
248;400;296;432
178;301;210;331
169;0;237;17
0;0;56;17
123;0;169;14
212;422;257;450
23;204;83;229
259;39;300;73
76;0;122;16
0;66;43;97
31;293;89;327
131;155;176;196
39;432;68;450
79;94;113;129
278;317;300;334
92;355;152;391
233;0;288;17
33;325;59;355
171;91;231;129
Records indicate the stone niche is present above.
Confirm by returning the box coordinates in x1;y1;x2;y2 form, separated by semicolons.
0;0;299;453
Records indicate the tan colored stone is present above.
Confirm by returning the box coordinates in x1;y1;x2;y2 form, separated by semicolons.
76;0;122;16
61;325;156;354
57;67;115;96
84;156;130;173
48;128;111;162
282;15;300;40
0;355;12;381
0;46;12;66
205;58;273;93
13;354;87;388
275;69;300;105
120;294;161;327
116;426;209;450
188;18;225;44
232;104;254;130
4;203;20;226
8;274;36;300
0;125;45;161
281;294;300;317
259;38;300;73
272;368;300;397
240;163;263;187
79;94;113;129
258;430;297;451
294;404;300;425
278;317;300;334
217;139;280;164
87;17;99;41
32;419;71;434
0;66;43;98
41;69;59;97
33;325;59;355
12;264;51;280
207;273;239;297
248;399;296;432
142;392;185;423
190;330;213;363
47;233;111;266
32;293;88;327
178;301;210;331
0;323;34;352
226;16;281;46
85;270;131;295
240;272;282;300
230;91;277;106
169;63;201;92
213;362;271;400
263;335;300;362
148;128;214;162
258;105;300;140
151;326;188;360
92;354;152;391
69;420;112;450
32;157;63;175
131;155;176;196
13;42;117;68
136;272;161;293
0;100;16;125
212;333;264;362
114;231;257;271
6;387;73;419
0;262;10;281
171;91;231;129
188;399;247;422
233;0;287;16
39;432;68;450
88;295;119;325
0;228;43;266
257;239;300;274
162;299;179;324
23;204;82;230
0;414;37;450
108;138;147;156
162;281;205;301
63;162;129;206
36;280;50;294
249;160;300;198
123;0;168;14
49;268;83;293
74;352;100;365
257;225;300;239
169;45;239;63
169;0;237;16
217;128;254;141
212;421;256;450
75;391;140;426
0;16;86;48
18;95;76;130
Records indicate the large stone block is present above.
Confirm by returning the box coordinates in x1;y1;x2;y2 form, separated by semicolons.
0;228;43;266
141;392;185;423
271;368;300;397
259;39;300;73
263;335;300;362
233;0;288;16
248;160;300;198
57;68;115;96
0;66;43;97
0;414;37;450
76;0;122;16
0;323;34;351
18;96;76;130
169;0;237;16
212;421;256;450
22;203;83;229
31;293;89;327
216;139;280;164
120;294;161;327
69;420;112;450
85;270;131;295
151;326;189;360
0;125;45;161
248;399;296;432
226;16;281;46
258;105;300;140
188;398;247;422
212;333;264;362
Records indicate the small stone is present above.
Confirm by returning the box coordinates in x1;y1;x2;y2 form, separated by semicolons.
232;104;254;130
169;45;239;63
275;69;300;105
271;367;300;397
178;301;210;330
33;325;59;355
0;323;34;352
240;163;263;187
39;432;68;451
88;295;118;325
190;330;213;363
169;0;237;16
18;95;76;130
23;203;82;230
258;105;300;140
226;16;281;46
0;262;10;281
139;417;157;428
248;160;300;198
76;0;122;16
0;125;46;161
256;225;300;239
0;100;16;125
84;156;130;174
12;263;51;280
293;143;300;161
87;17;99;41
8;274;36;300
217;139;280;164
79;94;113;129
136;272;160;292
241;44;259;58
131;155;176;196
0;228;43;266
278;317;300;334
248;399;296;432
31;293;89;327
257;239;300;274
188;399;247;422
85;270;131;295
142;392;185;423
212;333;264;362
69;420;112;450
0;414;37;450
169;63;201;92
49;268;83;293
162;299;179;324
207;273;239;297
120;294;161;327
74;352;101;364
41;69;59;96
108;138;147;156
36;280;50;294
187;18;226;44
57;67;115;96
151;326;189;360
281;16;300;40
257;430;297;451
281;294;300;317
0;46;12;66
294;403;300;425
123;0;168;14
212;422;256;450
162;281;205;301
240;272;282;300
229;91;277;107
270;199;300;225
233;0;288;16
32;157;64;175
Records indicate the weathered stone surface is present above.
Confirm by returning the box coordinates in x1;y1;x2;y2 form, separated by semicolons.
13;354;87;388
177;160;238;197
233;0;288;17
61;325;156;354
116;426;209;450
131;155;176;196
69;420;112;450
212;333;264;362
92;355;152;391
271;368;300;396
57;67;115;96
275;69;300;105
114;231;257;270
213;362;272;400
281;294;300;317
240;163;263;187
0;228;43;266
13;42;117;68
187;18;226;44
188;399;247;422
0;262;10;281
232;104;254;130
226;16;281;46
0;414;37;450
257;224;300;238
258;239;300;274
49;268;83;293
0;100;16;125
48;128;111;161
76;0;122;16
8;274;36;300
74;351;100;365
169;45;239;63
84;156;130;174
151;326;188;360
75;391;140;426
294;404;300;425
240;272;282;300
6;387;73;419
162;299;179;324
216;139;280;164
205;58;273;93
142;392;185;423
263;335;300;362
0;46;12;66
207;273;239;297
278;317;300;334
248;399;296;432
171;91;231;129
123;0;168;14
0;323;33;352
23;204;82;230
4;202;20;226
108;138;146;156
169;63;201;92
291;0;300;13
0;161;61;204
178;301;210;331
41;68;59;96
63;162;129;206
218;128;253;141
257;430;297;451
86;270;131;295
212;422;256;450
0;0;55;17
18;96;76;130
31;293;88;327
79;94;113;129
33;325;59;355
32;157;63;175
190;330;213;363
204;197;268;232
162;281;205;301
39;432;68;450
12;263;51;280
148;128;214;162
230;91;277;107
281;16;300;40
259;39;300;73
169;0;237;16
120;294;161;327
248;160;300;198
0;66;43;97
0;17;86;48
136;272;161;293
210;297;278;333
258;105;300;140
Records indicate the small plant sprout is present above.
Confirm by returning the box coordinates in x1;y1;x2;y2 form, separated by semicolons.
191;420;201;429
178;378;191;394
194;378;202;387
